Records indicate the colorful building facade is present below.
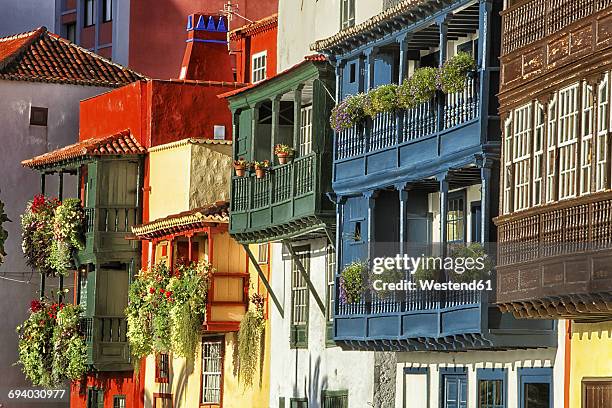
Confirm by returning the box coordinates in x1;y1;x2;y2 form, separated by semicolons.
497;1;612;407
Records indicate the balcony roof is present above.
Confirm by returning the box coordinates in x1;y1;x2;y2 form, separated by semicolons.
147;137;232;153
22;129;146;170
131;201;229;240
228;13;278;40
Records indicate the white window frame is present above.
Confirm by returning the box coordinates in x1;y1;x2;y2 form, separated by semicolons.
503;114;513;214
533;102;545;206
257;243;269;264
557;83;579;200
581;82;594;195
546;95;558;203
513;103;532;211
299;105;313;156
597;73;609;192
340;0;355;29
251;51;267;84
201;339;223;404
326;245;336;323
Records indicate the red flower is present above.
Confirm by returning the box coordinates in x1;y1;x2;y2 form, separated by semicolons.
159;288;165;294
30;300;43;312
149;287;155;294
165;291;172;298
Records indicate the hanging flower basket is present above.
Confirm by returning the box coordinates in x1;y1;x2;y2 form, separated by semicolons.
21;195;60;276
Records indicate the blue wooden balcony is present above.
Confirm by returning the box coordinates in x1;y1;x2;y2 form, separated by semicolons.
334;285;556;351
333;75;494;195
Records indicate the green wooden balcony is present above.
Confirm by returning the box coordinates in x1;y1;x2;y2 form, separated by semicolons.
81;316;131;371
230;153;334;243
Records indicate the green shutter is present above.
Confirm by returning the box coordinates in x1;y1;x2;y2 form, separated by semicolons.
279;397;285;408
322;390;348;408
97;389;104;408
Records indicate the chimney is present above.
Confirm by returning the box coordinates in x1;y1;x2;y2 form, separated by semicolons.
179;13;234;82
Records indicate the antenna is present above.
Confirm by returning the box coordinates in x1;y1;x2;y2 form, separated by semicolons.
221;0;254;26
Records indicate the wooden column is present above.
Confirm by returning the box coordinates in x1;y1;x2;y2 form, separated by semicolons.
438;173;449;258
396;183;409;256
478;0;493;143
436;14;450;133
293;85;303;153
334;59;344;102
397;33;410;85
481;161;493;244
270;95;282;160
364;190;377;262
364;47;378;92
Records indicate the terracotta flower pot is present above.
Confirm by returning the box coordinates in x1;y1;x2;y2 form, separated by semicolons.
276;153;293;165
234;166;246;177
255;167;266;179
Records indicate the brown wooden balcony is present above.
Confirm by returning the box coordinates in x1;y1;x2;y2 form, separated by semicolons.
495;191;612;321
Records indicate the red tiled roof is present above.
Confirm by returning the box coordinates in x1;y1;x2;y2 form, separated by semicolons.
131;201;230;239
229;14;278;40
22;130;146;169
0;27;145;87
218;54;328;99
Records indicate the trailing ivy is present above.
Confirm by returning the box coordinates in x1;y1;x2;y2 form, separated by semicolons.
0;195;10;265
126;261;213;365
50;199;85;275
237;294;265;387
16;300;86;387
340;261;367;304
21;195;60;276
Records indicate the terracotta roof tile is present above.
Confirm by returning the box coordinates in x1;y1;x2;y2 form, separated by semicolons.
22;130;146;169
131;201;230;239
0;27;145;86
229;14;278;40
310;0;431;52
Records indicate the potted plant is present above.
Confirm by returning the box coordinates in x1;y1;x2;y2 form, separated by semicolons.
233;157;249;177
274;144;294;164
253;160;270;179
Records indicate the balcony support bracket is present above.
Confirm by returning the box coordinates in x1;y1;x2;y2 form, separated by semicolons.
242;244;284;318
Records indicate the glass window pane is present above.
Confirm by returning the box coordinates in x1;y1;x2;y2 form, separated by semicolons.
524;383;550;408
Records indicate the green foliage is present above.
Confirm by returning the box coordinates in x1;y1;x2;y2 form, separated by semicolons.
237;294;265;388
50;199;85;275
363;84;399;117
0;195;10;265
340;261;367;304
21;195;60;276
413;259;439;283
330;93;367;132
126;261;213;364
369;266;404;299
437;52;476;94
448;242;494;283
16;300;86;387
397;67;438;109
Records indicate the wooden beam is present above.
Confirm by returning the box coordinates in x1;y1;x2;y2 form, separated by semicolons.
242;244;284;318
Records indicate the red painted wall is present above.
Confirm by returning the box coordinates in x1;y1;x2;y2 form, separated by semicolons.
70;361;146;408
128;0;278;79
230;18;277;83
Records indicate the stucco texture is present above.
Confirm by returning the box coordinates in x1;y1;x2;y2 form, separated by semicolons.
148;141;231;221
570;321;612;408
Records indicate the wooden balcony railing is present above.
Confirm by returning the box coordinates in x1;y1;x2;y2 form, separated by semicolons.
501;0;612;55
80;316;127;344
335;75;479;161
337;284;482;316
232;154;316;212
84;206;139;234
497;193;612;267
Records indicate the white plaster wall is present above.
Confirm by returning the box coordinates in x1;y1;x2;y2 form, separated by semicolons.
0;80;112;389
269;238;376;407
394;339;564;408
277;0;384;71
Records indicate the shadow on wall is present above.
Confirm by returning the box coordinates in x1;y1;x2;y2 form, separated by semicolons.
291;353;328;407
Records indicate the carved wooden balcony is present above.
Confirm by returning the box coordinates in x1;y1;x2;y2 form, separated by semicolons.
496;192;612;321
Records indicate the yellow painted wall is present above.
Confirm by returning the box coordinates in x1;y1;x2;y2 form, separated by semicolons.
570;321;612;407
148;141;232;221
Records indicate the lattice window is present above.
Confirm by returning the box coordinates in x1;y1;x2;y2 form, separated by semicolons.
447;191;466;243
547;95;558;203
299;105;313;156
558;84;580;199
326;245;336;323
581;83;594;195
503;114;513;214
513;103;532;211
291;246;310;348
597;74;609;192
201;339;223;404
252;51;267;83
478;380;504;408
533;103;545;206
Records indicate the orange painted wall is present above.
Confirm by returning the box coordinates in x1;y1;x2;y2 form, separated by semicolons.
128;0;278;79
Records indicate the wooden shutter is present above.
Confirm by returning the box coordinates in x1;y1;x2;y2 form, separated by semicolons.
584;381;612;408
